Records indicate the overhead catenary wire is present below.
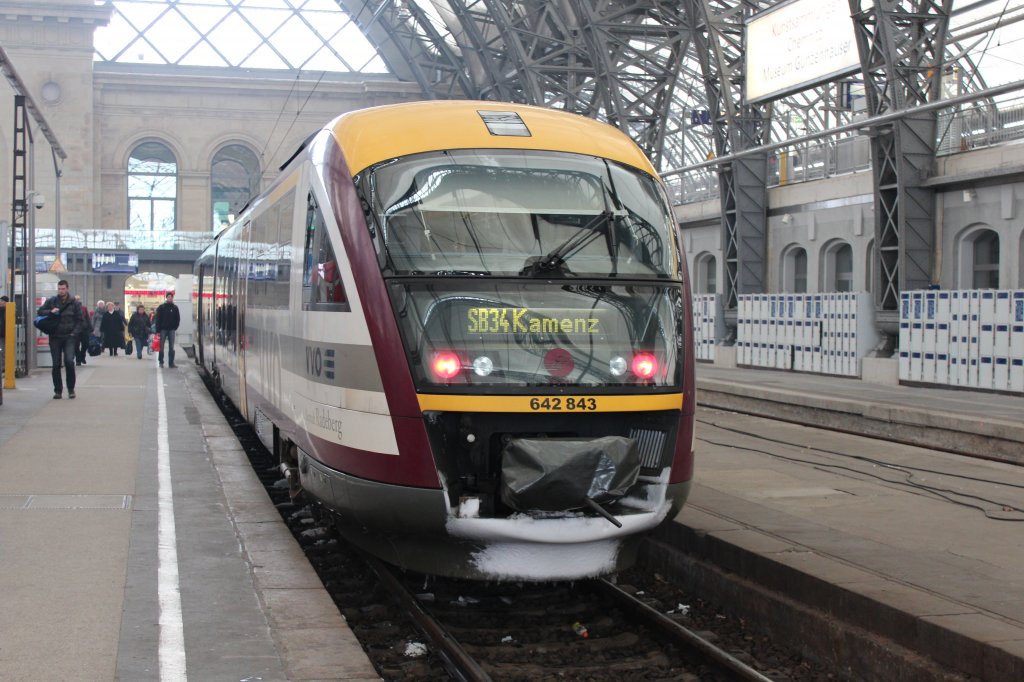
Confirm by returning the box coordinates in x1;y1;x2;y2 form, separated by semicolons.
969;0;1015;70
260;69;304;166
264;70;328;166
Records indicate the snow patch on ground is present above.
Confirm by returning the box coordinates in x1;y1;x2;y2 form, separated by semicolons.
469;539;622;580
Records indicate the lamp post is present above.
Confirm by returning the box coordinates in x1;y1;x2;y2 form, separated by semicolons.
23;189;44;373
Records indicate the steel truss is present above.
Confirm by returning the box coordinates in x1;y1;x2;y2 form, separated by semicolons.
685;0;770;310
849;0;951;313
337;0;708;171
338;2;1020;321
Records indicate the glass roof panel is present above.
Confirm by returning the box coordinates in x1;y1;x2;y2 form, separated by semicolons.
144;9;201;63
304;10;349;42
95;0;391;74
241;6;291;36
271;17;323;66
208;11;265;64
240;42;291;70
178;40;231;68
174;5;232;34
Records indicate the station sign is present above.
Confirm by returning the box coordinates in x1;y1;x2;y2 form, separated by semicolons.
92;252;139;273
35;252;55;273
745;0;861;103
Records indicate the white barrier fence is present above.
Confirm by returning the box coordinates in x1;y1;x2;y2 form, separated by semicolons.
693;293;724;362
899;289;1024;393
736;292;878;377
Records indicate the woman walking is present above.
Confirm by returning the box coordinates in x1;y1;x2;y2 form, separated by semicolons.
100;301;126;356
127;305;151;359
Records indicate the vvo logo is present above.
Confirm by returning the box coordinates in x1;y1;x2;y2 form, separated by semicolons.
305;345;336;380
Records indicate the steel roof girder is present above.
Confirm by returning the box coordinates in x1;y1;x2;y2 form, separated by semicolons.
335;0;474;97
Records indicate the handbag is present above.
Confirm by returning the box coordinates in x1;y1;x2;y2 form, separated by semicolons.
34;313;60;335
125;339;134;355
87;335;102;356
34;298;72;336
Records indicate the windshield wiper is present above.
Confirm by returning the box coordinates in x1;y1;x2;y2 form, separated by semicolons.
520;211;612;277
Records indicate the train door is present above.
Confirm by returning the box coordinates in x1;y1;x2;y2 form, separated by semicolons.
196;261;207;367
236;219;252;418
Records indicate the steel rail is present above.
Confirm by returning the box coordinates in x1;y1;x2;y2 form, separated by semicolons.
593;578;777;682
362;554;493;682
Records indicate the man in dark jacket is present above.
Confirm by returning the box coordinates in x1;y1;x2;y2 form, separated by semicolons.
154;292;180;368
37;280;87;399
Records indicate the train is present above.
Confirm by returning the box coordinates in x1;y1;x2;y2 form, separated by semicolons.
192;100;695;581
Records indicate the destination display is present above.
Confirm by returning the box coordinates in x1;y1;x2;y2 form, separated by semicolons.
466;307;611;336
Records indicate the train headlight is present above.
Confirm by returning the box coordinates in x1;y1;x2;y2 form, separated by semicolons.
472;355;494;377
431;351;462;380
631;353;658;379
609;355;628;377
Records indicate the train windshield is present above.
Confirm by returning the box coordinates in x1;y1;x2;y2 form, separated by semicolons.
366;150;677;278
389;281;683;390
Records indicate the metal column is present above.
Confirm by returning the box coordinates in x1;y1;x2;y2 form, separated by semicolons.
850;0;951;316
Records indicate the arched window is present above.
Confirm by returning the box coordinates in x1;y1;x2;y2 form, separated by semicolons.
128;141;177;231
211;144;261;232
972;230;999;288
695;253;717;294
834;243;853;292
957;227;1000;289
822;241;854;292
782;246;808;293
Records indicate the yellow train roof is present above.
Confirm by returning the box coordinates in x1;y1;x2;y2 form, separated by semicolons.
329;100;658;177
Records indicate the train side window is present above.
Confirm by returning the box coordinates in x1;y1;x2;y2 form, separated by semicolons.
302;192;350;311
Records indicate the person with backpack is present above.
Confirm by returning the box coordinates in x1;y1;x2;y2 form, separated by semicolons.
37;279;87;399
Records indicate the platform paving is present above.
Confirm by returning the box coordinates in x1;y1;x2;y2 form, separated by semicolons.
0;352;379;682
695;364;1024;464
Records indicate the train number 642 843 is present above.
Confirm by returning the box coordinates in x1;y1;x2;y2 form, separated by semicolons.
528;397;598;411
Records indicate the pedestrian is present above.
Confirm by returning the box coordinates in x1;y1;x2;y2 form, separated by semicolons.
74;295;90;366
100;301;126;356
92;299;105;335
154;292;180;368
127;305;151;360
37;279;86;399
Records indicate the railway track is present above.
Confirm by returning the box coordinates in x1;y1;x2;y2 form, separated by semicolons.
207;374;833;681
367;554;778;682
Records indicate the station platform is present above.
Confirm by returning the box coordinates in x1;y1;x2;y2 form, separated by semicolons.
647;363;1024;680
695;364;1024;465
1;354;1022;681
0;351;378;682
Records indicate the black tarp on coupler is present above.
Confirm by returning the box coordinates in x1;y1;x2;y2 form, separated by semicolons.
499;436;640;512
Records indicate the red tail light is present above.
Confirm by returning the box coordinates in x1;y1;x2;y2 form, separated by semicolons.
431;351;462;380
631;353;658;379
